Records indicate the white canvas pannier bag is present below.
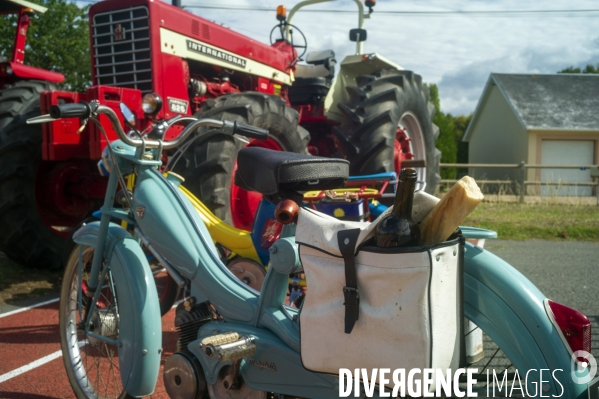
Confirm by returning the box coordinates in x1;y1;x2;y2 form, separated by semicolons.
295;207;464;378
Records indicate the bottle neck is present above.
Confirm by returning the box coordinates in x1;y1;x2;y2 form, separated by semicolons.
392;177;416;219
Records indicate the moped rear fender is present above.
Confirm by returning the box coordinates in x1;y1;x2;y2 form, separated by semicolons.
465;243;586;398
73;222;162;397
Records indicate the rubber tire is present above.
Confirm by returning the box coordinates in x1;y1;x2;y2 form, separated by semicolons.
0;110;66;269
60;245;135;399
333;69;441;194
63;223;180;317
171;92;310;225
0;80;59;130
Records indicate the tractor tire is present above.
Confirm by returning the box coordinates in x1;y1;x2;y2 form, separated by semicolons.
333;69;441;194
0;111;66;269
0;80;59;130
171;92;310;230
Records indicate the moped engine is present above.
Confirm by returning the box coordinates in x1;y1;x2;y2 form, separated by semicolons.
164;298;215;398
207;365;266;399
175;298;215;351
164;350;206;399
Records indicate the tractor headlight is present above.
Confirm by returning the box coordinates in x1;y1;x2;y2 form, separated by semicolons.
5;65;13;75
142;93;162;115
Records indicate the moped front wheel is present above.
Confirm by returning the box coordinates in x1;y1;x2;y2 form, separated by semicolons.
59;245;134;399
65;229;179;317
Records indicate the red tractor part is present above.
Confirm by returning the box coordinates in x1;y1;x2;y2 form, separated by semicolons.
0;0;441;270
0;1;64;88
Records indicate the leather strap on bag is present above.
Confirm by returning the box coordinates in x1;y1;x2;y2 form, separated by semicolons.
338;228;361;334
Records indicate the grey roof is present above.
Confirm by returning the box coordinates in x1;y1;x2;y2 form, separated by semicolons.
491;73;599;130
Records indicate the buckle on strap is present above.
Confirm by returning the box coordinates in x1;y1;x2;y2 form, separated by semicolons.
343;286;360;307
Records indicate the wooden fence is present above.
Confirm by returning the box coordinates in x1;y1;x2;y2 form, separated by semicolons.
438;162;599;203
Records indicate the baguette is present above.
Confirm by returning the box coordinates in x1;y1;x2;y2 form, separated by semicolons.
418;176;483;245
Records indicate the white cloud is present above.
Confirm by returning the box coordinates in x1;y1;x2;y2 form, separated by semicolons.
173;0;599;115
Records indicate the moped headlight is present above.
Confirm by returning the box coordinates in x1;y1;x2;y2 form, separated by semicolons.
5;65;13;75
101;145;113;174
97;160;110;177
142;93;163;115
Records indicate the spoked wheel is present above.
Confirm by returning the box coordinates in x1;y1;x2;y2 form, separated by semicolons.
59;245;134;399
64;222;179;317
459;323;525;398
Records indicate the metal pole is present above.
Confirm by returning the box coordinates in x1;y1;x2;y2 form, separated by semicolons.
591;167;599;206
172;0;182;8
353;0;364;54
519;161;525;203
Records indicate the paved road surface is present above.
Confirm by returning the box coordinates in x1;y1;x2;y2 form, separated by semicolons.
485;240;599;315
485;240;599;362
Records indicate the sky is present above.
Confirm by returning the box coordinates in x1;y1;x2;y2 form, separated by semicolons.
79;0;599;116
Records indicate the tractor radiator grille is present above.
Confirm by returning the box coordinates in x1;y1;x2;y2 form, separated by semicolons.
92;6;152;93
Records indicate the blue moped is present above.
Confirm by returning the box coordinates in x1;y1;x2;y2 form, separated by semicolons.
28;102;594;398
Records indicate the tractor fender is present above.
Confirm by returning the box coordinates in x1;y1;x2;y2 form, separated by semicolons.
464;242;587;398
73;221;162;397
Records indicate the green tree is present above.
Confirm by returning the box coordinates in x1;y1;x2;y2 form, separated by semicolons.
429;83;457;179
0;0;91;91
452;114;472;177
558;64;599;74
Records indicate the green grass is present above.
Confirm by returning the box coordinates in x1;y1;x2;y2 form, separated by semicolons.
463;202;599;241
0;252;62;305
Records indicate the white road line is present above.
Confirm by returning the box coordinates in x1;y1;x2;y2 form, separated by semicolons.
0;297;59;319
0;349;62;383
0;341;85;384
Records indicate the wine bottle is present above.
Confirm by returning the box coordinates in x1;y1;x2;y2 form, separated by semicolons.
375;168;421;247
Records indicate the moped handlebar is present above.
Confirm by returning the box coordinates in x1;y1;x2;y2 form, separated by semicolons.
33;101;270;150
49;102;92;119
231;121;270;140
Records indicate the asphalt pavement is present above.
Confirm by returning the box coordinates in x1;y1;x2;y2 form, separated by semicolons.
484;239;599;360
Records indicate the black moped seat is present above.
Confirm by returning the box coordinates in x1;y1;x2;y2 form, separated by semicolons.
234;147;349;198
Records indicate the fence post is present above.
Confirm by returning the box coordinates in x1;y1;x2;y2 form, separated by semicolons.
519;161;525;203
592;167;599;206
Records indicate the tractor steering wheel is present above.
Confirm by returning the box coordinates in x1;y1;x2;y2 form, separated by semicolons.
270;22;307;64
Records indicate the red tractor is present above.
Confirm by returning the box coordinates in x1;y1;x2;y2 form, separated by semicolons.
0;0;440;269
